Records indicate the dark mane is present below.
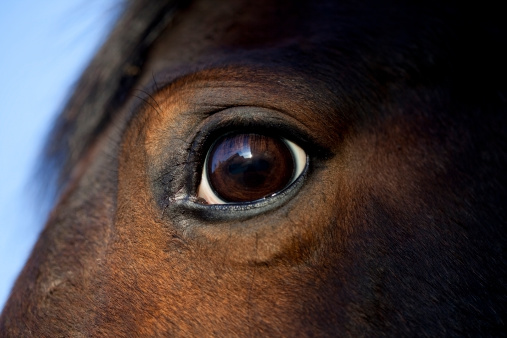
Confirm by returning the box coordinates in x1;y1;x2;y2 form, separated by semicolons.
43;0;186;196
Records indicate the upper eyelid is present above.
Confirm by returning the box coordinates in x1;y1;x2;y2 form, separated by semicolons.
134;64;328;114
129;66;347;159
190;107;331;157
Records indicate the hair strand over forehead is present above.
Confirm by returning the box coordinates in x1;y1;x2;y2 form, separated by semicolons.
42;0;187;198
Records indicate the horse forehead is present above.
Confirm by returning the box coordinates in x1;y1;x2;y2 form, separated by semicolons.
144;0;382;75
142;0;448;106
139;0;424;131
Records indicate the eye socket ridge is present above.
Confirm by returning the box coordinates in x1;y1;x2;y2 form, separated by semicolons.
197;133;307;205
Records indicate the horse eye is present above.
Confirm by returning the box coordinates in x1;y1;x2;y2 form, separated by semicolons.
197;133;306;204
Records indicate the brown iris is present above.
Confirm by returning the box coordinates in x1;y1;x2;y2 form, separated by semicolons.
207;133;295;202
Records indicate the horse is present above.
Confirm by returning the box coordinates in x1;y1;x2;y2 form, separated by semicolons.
1;0;506;335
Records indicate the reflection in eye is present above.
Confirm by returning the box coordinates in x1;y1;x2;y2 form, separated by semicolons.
197;133;306;204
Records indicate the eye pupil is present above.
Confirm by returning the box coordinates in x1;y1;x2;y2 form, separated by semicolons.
207;133;295;202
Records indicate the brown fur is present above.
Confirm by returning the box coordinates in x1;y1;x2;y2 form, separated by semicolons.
1;0;506;336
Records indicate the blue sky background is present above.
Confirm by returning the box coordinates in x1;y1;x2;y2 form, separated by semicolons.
0;0;118;311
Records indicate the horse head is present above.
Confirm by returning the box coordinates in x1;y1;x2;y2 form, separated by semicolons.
1;0;505;335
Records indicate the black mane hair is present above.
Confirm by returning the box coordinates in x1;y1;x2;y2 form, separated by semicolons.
42;0;186;198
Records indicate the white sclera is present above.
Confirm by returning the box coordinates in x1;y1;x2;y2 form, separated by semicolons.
197;137;307;205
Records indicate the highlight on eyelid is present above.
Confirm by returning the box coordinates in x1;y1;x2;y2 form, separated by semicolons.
197;133;306;205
